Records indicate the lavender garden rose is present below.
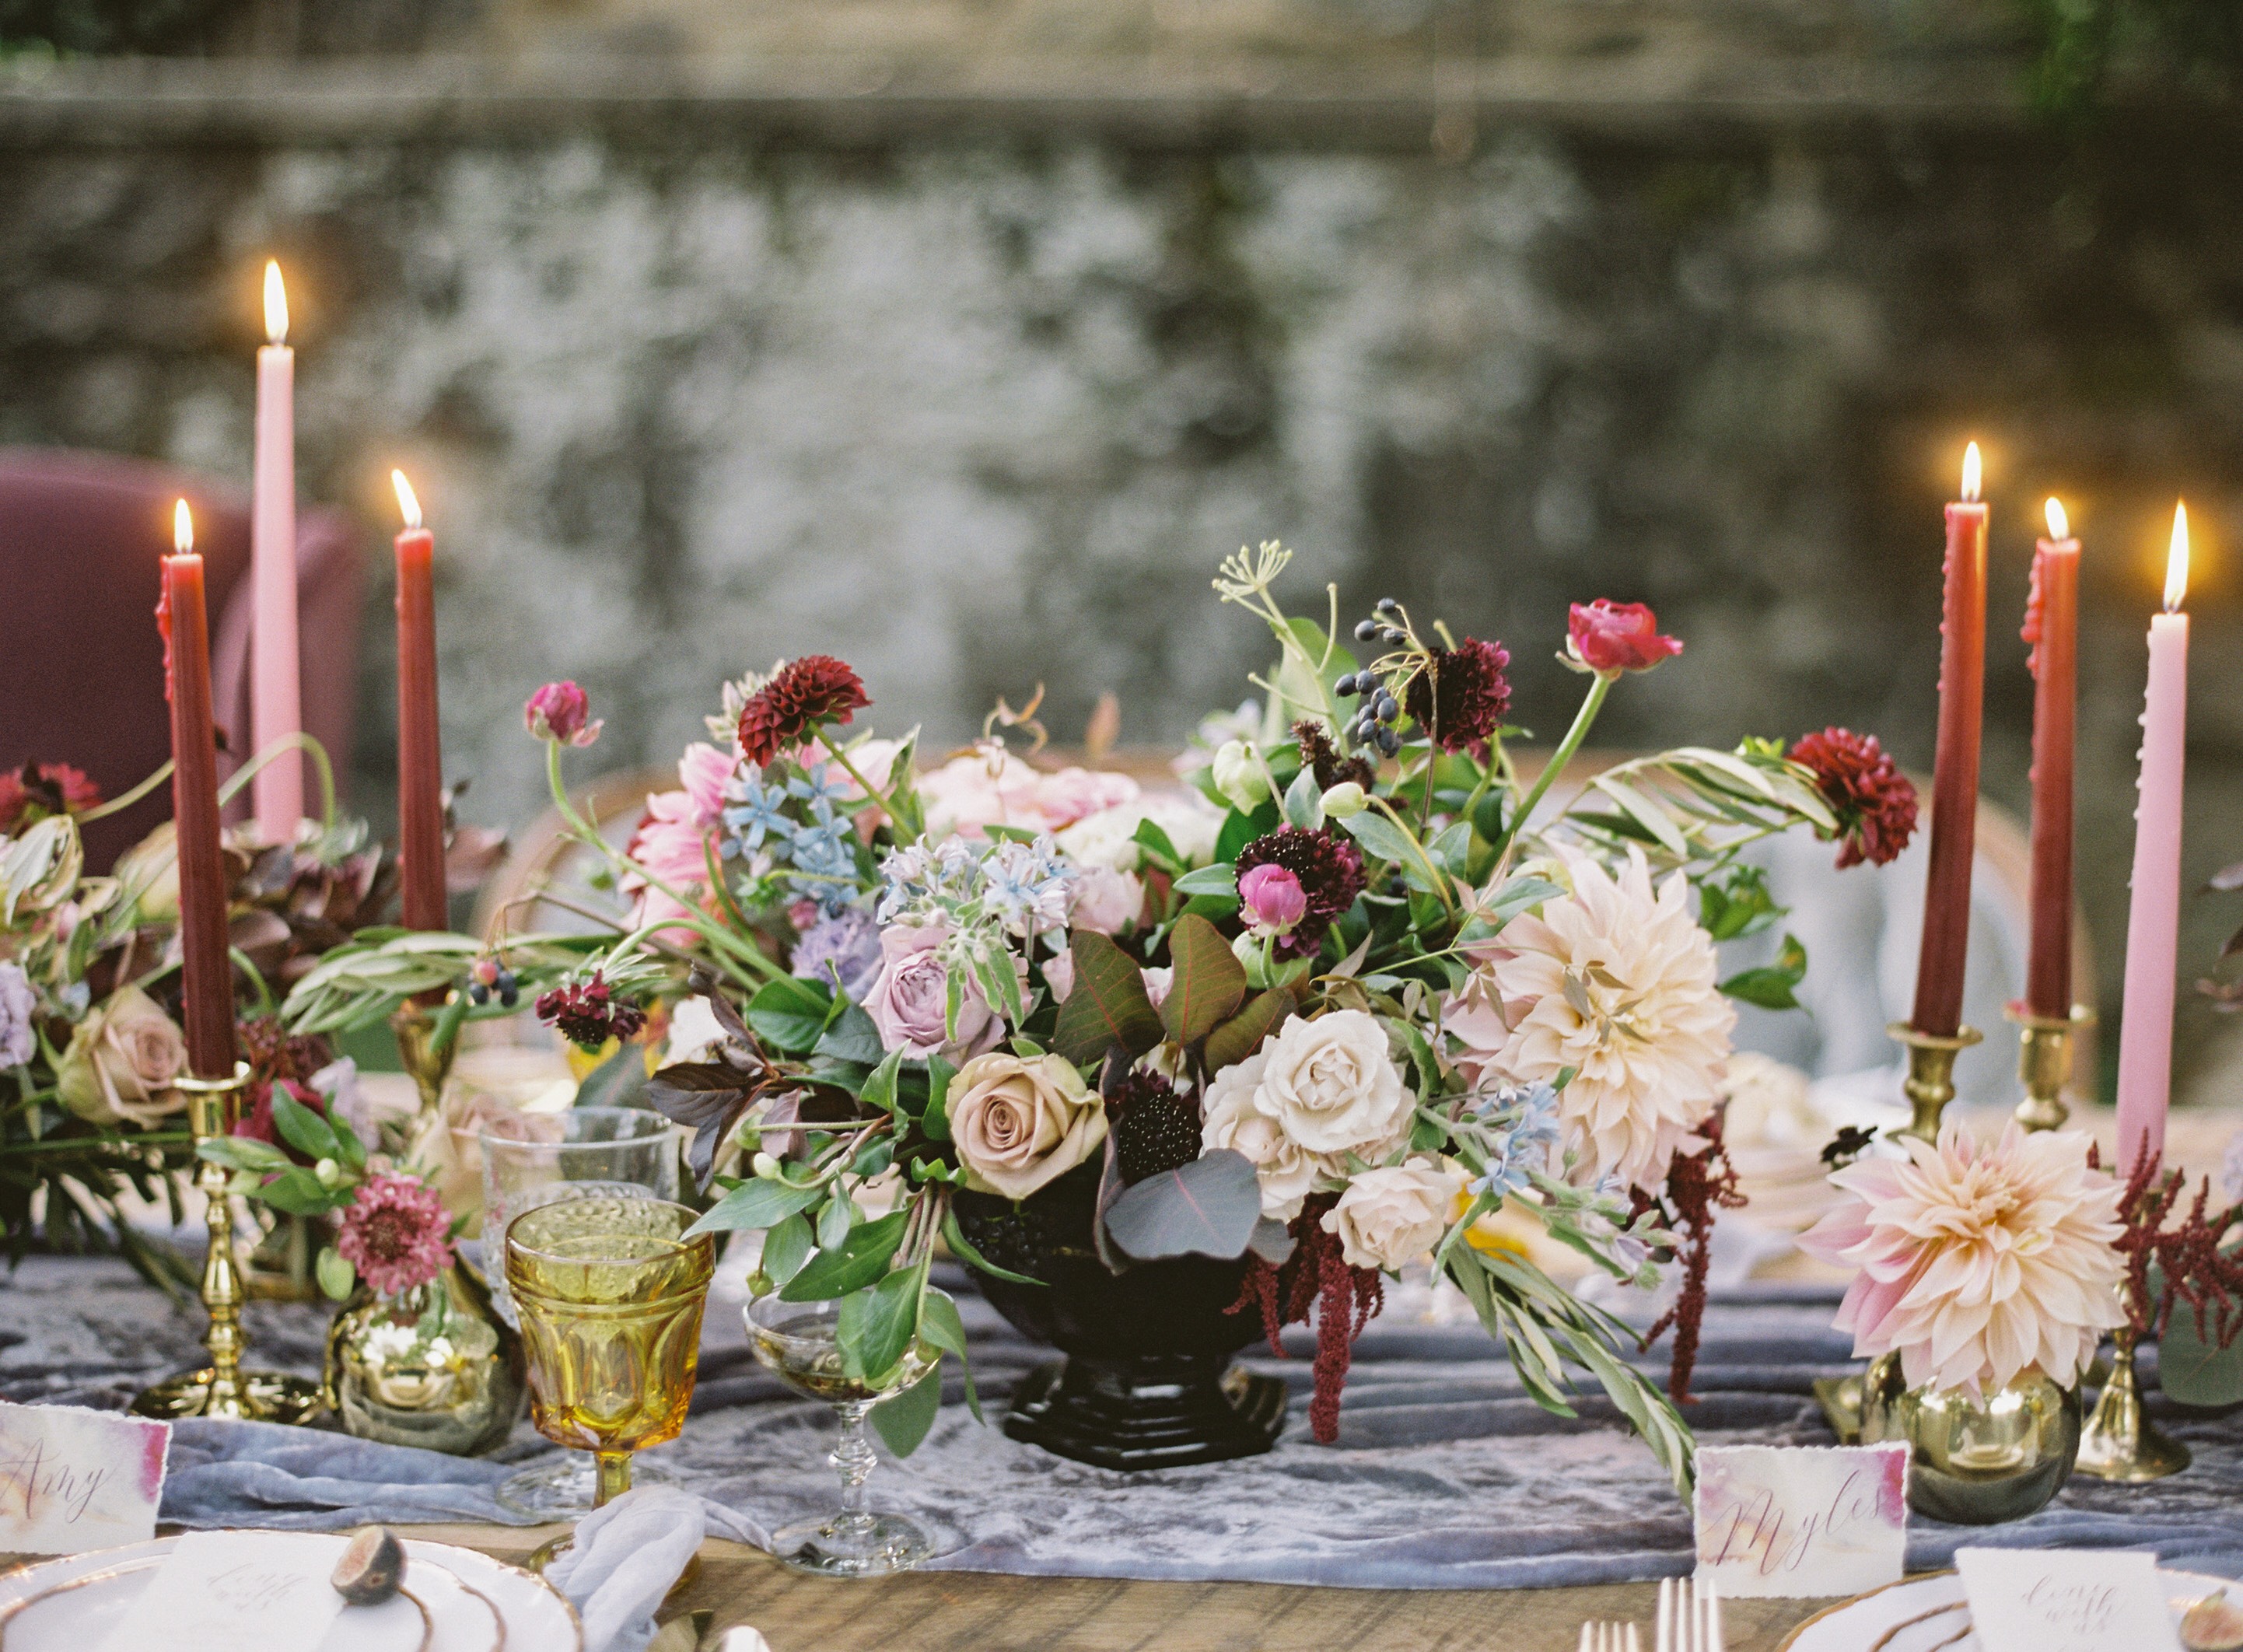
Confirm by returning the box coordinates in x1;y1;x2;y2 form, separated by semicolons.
863;921;1003;1060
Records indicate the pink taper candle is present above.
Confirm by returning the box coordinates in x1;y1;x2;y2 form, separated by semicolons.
250;260;304;843
2115;503;2192;1178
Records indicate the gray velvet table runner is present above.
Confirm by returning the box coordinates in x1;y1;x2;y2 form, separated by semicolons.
7;1255;2241;1590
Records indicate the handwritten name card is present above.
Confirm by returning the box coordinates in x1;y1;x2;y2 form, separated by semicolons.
0;1400;168;1555
1692;1443;1909;1598
94;1531;348;1652
1957;1546;2183;1652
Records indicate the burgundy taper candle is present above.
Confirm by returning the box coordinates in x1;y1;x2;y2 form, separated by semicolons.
1910;443;1988;1038
393;471;446;932
158;501;239;1078
2022;498;2080;1019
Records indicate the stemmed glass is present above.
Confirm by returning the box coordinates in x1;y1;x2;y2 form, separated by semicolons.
479;1107;679;1328
502;1197;714;1515
746;1293;936;1577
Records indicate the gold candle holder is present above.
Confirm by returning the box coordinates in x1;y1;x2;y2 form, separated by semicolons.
1888;1021;1982;1145
2007;1002;2094;1133
132;1064;324;1424
2076;1328;2191;1482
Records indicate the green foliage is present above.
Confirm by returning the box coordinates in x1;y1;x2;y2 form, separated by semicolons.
2016;0;2242;117
1720;934;1810;1011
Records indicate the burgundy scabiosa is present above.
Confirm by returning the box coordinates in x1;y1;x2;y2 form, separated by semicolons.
736;655;871;767
1233;827;1366;960
536;971;649;1050
1792;727;1919;870
1403;637;1511;752
338;1172;455;1298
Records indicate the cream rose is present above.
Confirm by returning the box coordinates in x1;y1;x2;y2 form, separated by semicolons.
1241;1009;1411;1157
56;985;190;1129
1199;1050;1318;1220
1320;1159;1461;1271
950;1052;1108;1200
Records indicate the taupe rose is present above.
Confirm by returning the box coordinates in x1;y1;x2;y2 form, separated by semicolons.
56;985;190;1128
949;1051;1108;1200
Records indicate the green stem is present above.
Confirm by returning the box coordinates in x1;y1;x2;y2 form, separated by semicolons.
72;761;173;824
1492;674;1611;870
0;1132;194;1155
817;729;920;840
1366;796;1455;912
215;733;338;829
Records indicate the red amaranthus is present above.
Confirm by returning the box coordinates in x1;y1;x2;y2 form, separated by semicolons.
2093;1145;2243;1346
1228;1193;1384;1444
1635;1111;1744;1404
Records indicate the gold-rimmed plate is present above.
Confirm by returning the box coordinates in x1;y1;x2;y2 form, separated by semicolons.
1778;1566;2234;1650
0;1552;430;1652
0;1535;577;1652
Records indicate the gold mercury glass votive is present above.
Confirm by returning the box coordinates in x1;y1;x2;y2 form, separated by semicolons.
502;1196;714;1513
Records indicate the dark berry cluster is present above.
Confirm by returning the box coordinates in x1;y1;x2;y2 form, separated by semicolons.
467;954;520;1009
1336;597;1410;756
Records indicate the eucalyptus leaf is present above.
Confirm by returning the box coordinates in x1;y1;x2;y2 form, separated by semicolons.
1102;1148;1262;1262
869;1367;942;1458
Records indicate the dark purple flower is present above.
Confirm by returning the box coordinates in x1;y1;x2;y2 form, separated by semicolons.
736;656;870;768
1403;637;1512;751
792;908;885;1001
535;971;647;1050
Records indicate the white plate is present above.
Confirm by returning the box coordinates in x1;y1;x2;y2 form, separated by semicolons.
1779;1566;2235;1650
0;1535;578;1652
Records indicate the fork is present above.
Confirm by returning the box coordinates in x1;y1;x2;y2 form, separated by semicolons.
1657;1577;1725;1652
1576;1624;1642;1652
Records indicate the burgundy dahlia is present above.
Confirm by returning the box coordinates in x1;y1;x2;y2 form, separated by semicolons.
736;655;872;767
0;761;102;834
1233;827;1366;960
536;971;649;1050
1791;727;1919;870
1402;637;1511;752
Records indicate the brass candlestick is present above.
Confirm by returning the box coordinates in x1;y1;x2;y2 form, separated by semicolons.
1888;1022;1982;1145
2007;1002;2094;1132
2076;1328;2191;1482
132;1064;324;1423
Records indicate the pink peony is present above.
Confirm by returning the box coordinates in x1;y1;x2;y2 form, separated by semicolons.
524;681;601;746
338;1172;455;1298
1799;1123;2127;1397
918;747;1140;841
863;922;1004;1061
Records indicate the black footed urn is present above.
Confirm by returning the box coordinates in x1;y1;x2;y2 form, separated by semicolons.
952;1160;1289;1471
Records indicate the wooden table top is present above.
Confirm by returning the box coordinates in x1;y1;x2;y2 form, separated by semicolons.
377;1523;1843;1651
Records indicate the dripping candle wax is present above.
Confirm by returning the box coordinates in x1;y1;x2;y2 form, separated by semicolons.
2115;505;2192;1178
1910;442;1989;1038
250;261;303;845
2023;497;2080;1019
394;471;446;931
158;500;238;1077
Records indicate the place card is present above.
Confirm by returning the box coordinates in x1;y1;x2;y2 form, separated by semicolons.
93;1530;348;1652
1956;1546;2183;1652
1692;1442;1909;1598
0;1399;169;1555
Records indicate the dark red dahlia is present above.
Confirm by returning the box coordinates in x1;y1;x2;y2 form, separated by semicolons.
536;971;649;1051
1233;827;1366;960
1791;727;1919;870
736;656;871;768
1402;637;1511;752
0;761;102;834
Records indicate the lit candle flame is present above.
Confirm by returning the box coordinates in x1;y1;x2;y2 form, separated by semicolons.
392;470;422;530
2045;497;2069;541
2165;502;2189;614
1961;442;1982;504
172;499;193;555
263;261;289;346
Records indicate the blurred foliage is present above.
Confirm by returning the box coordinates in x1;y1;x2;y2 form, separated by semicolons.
2018;0;2243;117
0;0;243;53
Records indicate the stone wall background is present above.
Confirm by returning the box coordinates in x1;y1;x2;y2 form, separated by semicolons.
5;2;2243;1100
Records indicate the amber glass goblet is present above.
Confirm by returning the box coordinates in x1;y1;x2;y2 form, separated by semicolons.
503;1197;714;1514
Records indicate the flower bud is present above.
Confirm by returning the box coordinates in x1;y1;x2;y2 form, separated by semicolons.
751;1151;781;1178
315;1157;343;1187
1319;782;1367;818
1210;740;1270;813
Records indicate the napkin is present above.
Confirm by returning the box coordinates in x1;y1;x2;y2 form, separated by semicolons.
544;1486;765;1652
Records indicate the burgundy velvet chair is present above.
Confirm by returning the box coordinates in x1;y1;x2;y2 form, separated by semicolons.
0;448;362;870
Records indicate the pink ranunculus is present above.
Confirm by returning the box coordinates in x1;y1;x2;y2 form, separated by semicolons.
864;922;1003;1061
1029;766;1140;832
625;791;719;937
1566;600;1683;676
524;681;601;746
918;746;1141;840
1068;866;1144;936
1238;863;1308;936
678;741;736;828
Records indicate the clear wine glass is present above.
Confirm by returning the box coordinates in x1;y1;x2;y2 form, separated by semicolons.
746;1293;936;1577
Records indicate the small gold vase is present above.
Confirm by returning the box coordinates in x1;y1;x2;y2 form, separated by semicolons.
323;1263;524;1456
1860;1353;2081;1524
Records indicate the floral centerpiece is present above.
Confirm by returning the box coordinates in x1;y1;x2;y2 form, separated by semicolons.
517;542;1912;1491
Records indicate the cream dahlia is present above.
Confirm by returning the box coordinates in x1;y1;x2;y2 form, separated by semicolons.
1446;848;1734;1189
1800;1124;2126;1396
